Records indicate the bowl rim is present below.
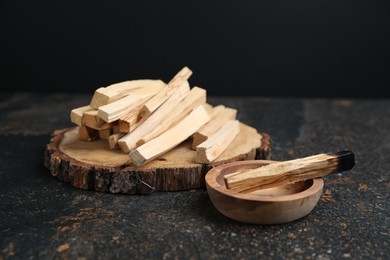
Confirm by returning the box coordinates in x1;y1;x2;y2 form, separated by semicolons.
205;160;324;202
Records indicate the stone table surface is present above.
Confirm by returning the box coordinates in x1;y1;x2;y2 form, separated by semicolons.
0;92;389;259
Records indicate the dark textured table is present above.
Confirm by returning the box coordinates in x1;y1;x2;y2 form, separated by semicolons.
1;92;389;259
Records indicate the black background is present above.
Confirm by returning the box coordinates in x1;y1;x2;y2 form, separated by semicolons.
1;1;389;98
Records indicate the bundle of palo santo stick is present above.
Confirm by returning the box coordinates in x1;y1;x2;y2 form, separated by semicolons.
70;66;241;166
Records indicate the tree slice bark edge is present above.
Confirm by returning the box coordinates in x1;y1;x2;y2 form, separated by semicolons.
44;126;271;194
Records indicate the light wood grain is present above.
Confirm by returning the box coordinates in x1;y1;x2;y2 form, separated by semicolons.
109;132;126;149
97;86;161;123
118;80;190;133
82;110;112;130
137;86;207;146
192;105;237;149
118;81;191;153
90;79;166;109
129;105;210;166
99;128;112;140
196;120;240;163
137;66;192;120
70;105;94;126
78;125;99;142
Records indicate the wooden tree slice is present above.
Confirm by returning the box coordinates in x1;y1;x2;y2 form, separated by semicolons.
44;123;271;194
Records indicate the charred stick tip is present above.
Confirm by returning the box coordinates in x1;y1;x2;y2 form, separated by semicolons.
329;149;355;173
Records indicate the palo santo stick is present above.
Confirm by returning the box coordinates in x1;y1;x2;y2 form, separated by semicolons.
99;128;112;140
112;125;120;134
109;132;126;149
224;150;355;193
82;110;112;130
78;125;99;142
137;86;206;146
70;105;94;126
137;66;192;120
129;105;210;166
192;105;237;149
98;91;157;123
118;81;190;152
118;116;145;134
195;120;240;163
118;81;189;133
203;103;214;114
90;79;166;109
116;100;151;133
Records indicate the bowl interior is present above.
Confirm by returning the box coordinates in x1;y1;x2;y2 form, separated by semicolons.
216;170;313;196
207;160;322;201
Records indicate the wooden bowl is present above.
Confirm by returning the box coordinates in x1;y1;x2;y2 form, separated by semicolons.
205;160;324;224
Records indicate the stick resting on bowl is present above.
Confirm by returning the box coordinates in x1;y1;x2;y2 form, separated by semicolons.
224;150;355;193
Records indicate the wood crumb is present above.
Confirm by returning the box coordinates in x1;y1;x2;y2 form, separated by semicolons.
57;226;71;233
57;243;70;253
358;183;368;191
340;222;348;228
320;189;336;202
288;233;297;239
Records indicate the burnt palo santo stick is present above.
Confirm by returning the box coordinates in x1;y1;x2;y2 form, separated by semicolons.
224;150;355;193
